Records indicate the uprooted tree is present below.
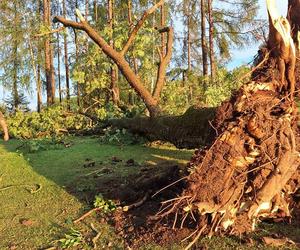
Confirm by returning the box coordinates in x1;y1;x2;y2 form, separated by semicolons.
53;0;172;118
0;111;9;141
151;0;300;243
54;0;299;246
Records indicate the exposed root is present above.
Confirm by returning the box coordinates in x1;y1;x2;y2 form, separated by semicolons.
158;79;300;237
123;193;149;212
151;176;188;198
184;225;207;250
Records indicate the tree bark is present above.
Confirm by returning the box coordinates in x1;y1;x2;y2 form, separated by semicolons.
12;2;19;112
93;0;98;23
160;3;166;56
106;106;216;149
200;0;208;76
0;112;9;141
75;0;81;108
287;0;300;49
57;32;62;103
187;13;191;71
37;58;42;112
62;0;70;110
108;0;120;106
208;0;215;81
44;0;55;105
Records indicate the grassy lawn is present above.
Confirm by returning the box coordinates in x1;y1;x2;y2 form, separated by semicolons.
0;137;192;249
0;137;299;249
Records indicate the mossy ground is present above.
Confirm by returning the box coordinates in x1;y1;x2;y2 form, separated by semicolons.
0;137;298;249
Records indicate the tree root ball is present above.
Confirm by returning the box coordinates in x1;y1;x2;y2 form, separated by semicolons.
158;80;300;235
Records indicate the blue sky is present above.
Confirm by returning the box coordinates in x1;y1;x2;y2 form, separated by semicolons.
0;0;289;110
228;0;288;69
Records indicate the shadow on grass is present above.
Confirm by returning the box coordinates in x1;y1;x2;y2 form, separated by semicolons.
1;137;299;249
0;137;194;248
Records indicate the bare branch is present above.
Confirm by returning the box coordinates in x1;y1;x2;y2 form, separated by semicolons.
34;26;65;38
153;27;174;99
121;0;166;56
75;9;86;22
53;16;84;29
53;13;160;116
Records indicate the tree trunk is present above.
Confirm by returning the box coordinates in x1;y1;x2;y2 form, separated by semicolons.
0;112;9;141
57;32;62;103
160;3;166;56
108;0;120;106
63;0;70;110
200;0;208;76
37;61;42;112
37;0;42;112
12;2;19;112
75;0;81;108
187;13;191;71
106;106;216;149
287;0;300;48
208;0;215;81
93;0;98;23
44;0;55;105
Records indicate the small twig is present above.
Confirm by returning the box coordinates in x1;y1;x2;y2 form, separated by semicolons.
0;184;42;193
34;27;65;37
161;195;191;205
184;225;207;250
90;223;102;249
123;193;149;211
181;228;198;243
172;211;178;229
151;176;188;198
180;212;189;229
155;203;174;217
73;207;101;223
208;120;218;136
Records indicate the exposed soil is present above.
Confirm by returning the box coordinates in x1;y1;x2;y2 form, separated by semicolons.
65;51;300;249
67;161;195;247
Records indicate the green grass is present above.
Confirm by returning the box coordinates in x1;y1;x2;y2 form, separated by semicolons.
0;137;299;249
0;137;192;249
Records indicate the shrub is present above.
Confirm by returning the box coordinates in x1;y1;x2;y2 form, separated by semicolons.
7;106;91;139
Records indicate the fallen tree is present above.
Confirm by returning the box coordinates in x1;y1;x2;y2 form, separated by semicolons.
153;0;300;243
0;111;9;141
106;106;216;149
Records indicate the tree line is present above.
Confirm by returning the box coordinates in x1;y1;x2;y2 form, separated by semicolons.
0;0;263;117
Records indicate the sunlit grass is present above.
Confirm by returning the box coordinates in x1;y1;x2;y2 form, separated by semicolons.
0;137;192;249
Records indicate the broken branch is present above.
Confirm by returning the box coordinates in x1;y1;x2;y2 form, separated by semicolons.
121;0;166;56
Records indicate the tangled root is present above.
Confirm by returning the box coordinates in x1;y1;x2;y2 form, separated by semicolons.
158;80;300;236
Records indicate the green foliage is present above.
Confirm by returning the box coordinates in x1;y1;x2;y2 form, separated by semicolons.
100;127;146;145
7;106;91;139
95;104;125;121
204;66;250;107
161;82;190;115
4;92;30;113
58;228;83;249
16;138;67;153
93;194;117;214
161;66;250;114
